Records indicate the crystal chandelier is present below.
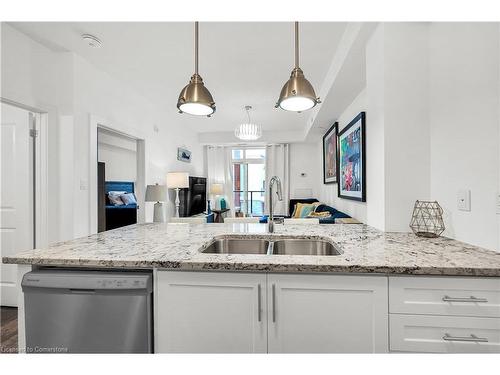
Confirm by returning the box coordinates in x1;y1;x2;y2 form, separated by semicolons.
235;106;262;141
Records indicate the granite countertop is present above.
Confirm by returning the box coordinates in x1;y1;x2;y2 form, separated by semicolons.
3;223;500;276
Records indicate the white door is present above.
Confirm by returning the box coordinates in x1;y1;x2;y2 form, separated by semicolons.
267;273;388;353
156;271;267;353
1;103;34;307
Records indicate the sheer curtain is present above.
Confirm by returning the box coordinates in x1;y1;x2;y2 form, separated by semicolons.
265;144;290;215
206;145;234;216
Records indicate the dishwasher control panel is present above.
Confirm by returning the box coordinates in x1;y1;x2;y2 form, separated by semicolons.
22;270;152;292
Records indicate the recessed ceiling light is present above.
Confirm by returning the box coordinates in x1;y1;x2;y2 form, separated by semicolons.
82;34;102;48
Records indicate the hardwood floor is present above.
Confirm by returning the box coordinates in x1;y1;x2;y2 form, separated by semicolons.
1;307;18;353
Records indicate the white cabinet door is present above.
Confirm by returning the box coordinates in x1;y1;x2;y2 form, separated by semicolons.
267;273;388;353
156;271;267;353
1;103;34;307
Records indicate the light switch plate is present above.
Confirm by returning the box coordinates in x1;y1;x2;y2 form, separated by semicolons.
457;189;471;211
497;194;500;214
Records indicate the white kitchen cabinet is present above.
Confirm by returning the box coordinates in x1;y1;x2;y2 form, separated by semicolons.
155;271;267;353
390;314;500;353
389;276;500;317
156;271;388;353
389;275;500;353
267;273;388;353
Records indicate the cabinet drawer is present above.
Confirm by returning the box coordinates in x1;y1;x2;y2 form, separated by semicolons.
389;276;500;317
390;314;500;353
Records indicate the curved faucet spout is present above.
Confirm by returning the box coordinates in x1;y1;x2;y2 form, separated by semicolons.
268;176;283;233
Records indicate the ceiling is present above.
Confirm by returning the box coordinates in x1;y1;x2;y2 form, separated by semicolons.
9;22;348;134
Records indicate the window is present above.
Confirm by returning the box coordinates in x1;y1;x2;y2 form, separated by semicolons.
232;148;266;216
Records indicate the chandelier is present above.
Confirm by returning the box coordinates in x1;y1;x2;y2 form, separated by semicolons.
235;106;262;141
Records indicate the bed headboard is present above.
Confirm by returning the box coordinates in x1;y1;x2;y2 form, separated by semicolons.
105;181;135;194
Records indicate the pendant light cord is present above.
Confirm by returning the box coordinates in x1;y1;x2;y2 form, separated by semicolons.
194;21;199;74
295;21;299;68
245;106;251;123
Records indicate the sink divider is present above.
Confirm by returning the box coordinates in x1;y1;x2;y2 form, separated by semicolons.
267;241;275;256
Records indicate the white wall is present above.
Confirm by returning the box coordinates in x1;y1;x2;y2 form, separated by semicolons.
317;89;368;222
329;22;500;251
429;23;499;251
2;23;205;241
365;24;386;230
72;55;205;235
289;143;321;199
359;23;431;231
382;23;431;232
1;23;74;244
98;129;137;182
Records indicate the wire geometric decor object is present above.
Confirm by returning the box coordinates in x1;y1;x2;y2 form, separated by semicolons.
409;200;445;238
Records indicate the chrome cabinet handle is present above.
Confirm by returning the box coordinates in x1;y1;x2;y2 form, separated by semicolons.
442;295;488;303
443;333;488;343
257;284;261;322
272;284;276;323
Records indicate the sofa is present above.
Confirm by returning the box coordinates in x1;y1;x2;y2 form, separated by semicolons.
259;198;351;224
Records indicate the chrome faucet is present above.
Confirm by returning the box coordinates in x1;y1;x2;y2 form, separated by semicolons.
268;176;283;233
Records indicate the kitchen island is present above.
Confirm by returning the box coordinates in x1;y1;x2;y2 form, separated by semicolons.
3;223;500;353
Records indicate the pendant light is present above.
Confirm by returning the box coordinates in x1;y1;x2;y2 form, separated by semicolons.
275;22;320;112
235;106;262;141
177;22;216;117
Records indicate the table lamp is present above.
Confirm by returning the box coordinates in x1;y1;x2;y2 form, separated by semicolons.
167;172;189;217
210;183;223;210
145;183;167;222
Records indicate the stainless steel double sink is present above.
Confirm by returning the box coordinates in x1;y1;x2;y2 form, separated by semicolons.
202;237;342;256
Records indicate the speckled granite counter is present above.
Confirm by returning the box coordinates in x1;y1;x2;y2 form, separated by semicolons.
3;223;500;276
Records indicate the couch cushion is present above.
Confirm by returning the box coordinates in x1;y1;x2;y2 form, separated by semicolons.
316;204;351;220
289;198;319;217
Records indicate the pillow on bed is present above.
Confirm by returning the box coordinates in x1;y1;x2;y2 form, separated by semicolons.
120;193;137;205
108;190;126;196
108;192;125;206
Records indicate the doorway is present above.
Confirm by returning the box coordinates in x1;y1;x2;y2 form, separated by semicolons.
97;128;140;232
89;116;146;234
1;103;36;306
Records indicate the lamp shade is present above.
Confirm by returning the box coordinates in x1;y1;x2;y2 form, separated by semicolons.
145;184;167;202
167;172;189;189
210;183;223;195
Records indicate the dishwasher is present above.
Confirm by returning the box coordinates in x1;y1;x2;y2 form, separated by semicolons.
22;269;153;353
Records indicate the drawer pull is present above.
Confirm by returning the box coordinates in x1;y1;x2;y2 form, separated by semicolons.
443;333;488;343
442;295;488;303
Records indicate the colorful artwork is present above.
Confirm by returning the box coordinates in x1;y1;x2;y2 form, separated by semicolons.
322;122;338;184
338;112;366;202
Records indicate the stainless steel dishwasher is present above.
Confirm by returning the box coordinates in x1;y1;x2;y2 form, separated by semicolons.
22;269;153;353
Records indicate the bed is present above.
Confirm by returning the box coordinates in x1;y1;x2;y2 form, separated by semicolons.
105;181;138;230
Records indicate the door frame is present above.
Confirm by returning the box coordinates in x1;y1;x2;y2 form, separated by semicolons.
1;97;49;249
89;114;146;234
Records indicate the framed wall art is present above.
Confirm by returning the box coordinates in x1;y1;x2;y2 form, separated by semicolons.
177;147;192;163
337;112;366;202
322;122;338;184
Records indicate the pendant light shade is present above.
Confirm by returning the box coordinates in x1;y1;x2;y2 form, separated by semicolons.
177;22;216;117
235;106;262;141
276;22;320;112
